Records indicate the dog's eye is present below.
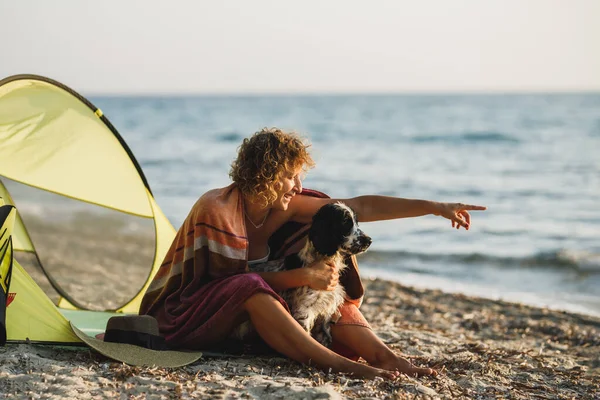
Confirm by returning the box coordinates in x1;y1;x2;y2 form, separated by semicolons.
342;215;354;234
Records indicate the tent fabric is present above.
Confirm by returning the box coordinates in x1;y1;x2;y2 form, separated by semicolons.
60;309;121;338
0;74;177;343
0;76;151;217
7;258;81;343
0;204;15;344
114;194;177;314
1;203;80;344
0;180;34;252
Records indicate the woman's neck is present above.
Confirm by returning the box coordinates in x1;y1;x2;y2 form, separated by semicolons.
243;196;271;229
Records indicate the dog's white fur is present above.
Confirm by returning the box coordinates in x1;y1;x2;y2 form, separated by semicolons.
287;240;349;345
231;202;371;347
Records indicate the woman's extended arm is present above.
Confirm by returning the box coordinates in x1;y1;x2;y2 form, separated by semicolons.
343;196;439;222
290;194;486;229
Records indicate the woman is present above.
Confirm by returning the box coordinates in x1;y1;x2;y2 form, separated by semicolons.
140;128;486;380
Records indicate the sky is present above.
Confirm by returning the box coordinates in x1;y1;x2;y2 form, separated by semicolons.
1;0;599;95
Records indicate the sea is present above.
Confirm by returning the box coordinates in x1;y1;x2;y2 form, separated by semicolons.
90;93;600;318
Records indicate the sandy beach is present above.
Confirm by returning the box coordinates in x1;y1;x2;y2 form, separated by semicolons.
2;277;599;399
6;192;600;398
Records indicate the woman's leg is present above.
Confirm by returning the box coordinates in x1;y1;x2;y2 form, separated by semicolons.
244;293;399;380
330;324;437;377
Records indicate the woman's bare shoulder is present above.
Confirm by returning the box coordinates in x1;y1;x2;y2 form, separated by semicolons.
288;194;334;224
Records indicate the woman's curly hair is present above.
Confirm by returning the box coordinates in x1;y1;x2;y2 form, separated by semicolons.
230;128;315;208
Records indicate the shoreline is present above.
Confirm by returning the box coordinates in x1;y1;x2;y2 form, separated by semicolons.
362;269;600;319
2;277;599;399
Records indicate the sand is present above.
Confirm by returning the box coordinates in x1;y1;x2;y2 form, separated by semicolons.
4;200;600;398
2;277;599;399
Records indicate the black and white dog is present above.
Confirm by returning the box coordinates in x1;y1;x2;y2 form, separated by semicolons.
234;202;372;347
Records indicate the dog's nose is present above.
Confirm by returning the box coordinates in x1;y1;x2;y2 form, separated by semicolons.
361;236;372;246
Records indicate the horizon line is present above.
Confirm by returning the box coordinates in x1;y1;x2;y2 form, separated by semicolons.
85;88;600;97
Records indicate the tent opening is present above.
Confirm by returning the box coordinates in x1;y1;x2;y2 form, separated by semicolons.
2;177;155;310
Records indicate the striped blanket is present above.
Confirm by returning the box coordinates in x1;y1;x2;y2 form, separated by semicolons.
139;184;364;348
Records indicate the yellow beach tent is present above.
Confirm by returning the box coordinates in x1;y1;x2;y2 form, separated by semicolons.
0;74;176;343
0;204;16;344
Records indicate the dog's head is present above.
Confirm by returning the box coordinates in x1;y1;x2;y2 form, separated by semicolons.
308;202;372;257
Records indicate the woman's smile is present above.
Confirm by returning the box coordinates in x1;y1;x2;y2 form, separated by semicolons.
284;192;295;201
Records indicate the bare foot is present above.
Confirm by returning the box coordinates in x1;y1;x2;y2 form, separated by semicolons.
372;354;437;377
345;362;400;380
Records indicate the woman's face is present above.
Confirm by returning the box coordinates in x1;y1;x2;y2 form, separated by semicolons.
273;167;303;210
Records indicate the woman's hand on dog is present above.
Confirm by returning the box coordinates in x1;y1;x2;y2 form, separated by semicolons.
306;260;339;291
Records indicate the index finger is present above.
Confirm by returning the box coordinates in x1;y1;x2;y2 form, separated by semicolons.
459;204;487;211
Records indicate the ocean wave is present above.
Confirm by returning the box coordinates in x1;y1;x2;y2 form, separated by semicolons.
141;158;189;167
410;131;520;144
218;132;244;142
359;249;600;273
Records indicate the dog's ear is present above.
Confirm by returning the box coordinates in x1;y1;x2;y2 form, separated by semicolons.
309;204;345;256
309;222;341;256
